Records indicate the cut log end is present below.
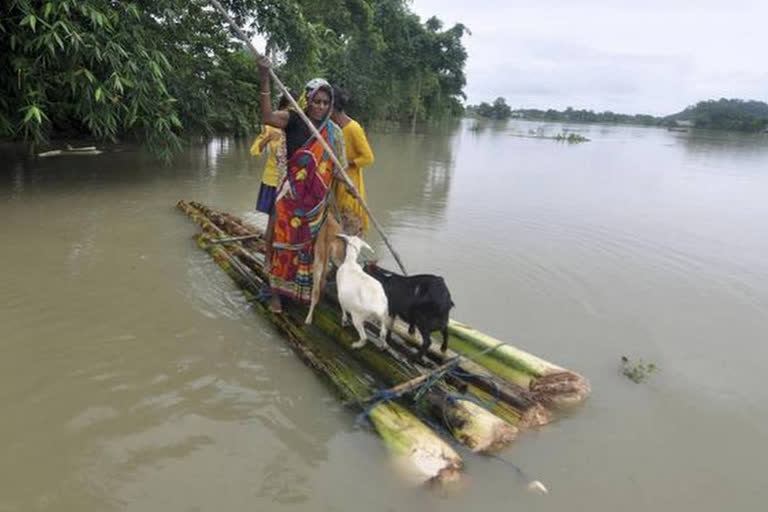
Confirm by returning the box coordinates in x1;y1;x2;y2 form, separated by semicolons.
478;422;519;454
369;403;464;487
391;446;463;488
449;399;518;454
519;403;554;428
529;371;591;408
428;465;463;488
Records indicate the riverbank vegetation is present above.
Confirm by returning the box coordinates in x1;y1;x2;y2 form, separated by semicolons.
467;98;768;133
0;0;469;159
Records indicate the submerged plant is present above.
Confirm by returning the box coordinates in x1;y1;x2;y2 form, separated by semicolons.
554;132;590;143
620;356;657;383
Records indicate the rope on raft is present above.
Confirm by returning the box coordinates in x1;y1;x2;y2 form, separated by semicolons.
358;342;508;418
208;0;409;276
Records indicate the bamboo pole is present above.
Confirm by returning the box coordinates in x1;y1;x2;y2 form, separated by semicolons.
209;234;263;244
207;0;408;276
184;218;462;485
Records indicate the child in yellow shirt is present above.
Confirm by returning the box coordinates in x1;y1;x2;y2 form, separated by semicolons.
330;87;375;236
250;94;290;215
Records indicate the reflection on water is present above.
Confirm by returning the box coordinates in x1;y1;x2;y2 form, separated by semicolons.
2;121;768;511
365;129;457;231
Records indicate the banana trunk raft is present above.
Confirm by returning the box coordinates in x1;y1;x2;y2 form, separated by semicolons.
177;200;590;488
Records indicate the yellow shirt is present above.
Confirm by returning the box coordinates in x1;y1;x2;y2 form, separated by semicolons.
343;120;374;171
250;125;285;187
335;119;375;233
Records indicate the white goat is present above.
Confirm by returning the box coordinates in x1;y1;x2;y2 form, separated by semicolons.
335;234;389;349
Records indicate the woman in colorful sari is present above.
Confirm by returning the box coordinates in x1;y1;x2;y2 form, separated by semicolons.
330;86;375;236
257;56;346;313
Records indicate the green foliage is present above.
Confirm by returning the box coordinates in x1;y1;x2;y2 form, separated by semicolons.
620;356;657;384
0;0;469;159
506;106;664;126
298;1;469;124
0;0;188;159
554;132;589;143
472;97;512;120
668;98;768;132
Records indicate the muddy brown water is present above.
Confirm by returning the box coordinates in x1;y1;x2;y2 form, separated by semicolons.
2;121;768;511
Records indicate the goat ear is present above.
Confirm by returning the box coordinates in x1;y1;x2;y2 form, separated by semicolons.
360;240;374;253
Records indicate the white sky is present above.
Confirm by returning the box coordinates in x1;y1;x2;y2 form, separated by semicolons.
410;0;768;115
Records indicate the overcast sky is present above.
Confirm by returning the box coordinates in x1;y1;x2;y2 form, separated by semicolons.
410;0;768;115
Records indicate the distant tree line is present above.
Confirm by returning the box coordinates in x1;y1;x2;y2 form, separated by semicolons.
465;97;511;120
675;98;768;132
467;97;768;132
509;107;661;126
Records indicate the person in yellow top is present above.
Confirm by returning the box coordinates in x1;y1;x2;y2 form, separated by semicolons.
330;86;375;236
250;94;290;216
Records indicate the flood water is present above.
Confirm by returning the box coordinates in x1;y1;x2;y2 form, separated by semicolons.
2;120;768;511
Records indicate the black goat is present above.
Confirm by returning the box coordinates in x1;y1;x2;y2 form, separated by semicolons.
363;263;454;360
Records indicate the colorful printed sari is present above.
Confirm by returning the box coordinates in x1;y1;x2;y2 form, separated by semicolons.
269;119;346;302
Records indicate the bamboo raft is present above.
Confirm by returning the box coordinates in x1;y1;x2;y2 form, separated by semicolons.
177;200;590;489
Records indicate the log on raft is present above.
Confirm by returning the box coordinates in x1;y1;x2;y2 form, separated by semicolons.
386;312;590;408
187;224;462;486
446;321;591;408
179;200;517;455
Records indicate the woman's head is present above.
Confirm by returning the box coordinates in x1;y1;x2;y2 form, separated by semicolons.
304;78;332;121
333;86;349;114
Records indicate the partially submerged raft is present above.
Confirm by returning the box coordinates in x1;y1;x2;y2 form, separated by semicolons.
177;200;590;487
